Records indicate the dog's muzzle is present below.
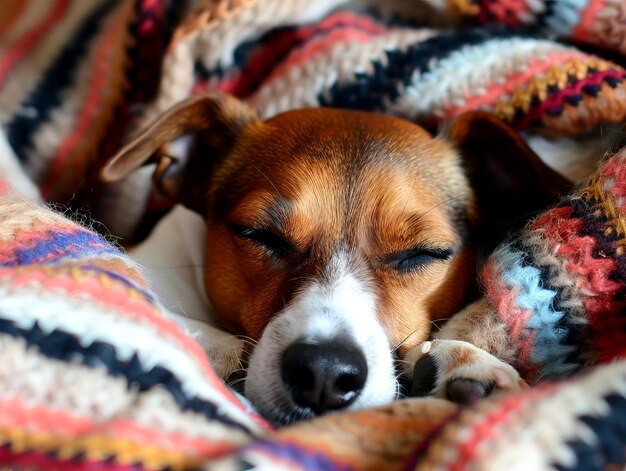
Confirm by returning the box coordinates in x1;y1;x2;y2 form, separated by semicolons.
281;338;368;414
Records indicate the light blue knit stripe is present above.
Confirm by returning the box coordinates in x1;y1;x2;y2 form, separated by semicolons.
545;0;589;36
494;245;578;378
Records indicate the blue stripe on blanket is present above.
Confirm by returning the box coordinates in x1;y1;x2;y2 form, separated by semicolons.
245;440;349;471
1;230;118;266
7;0;117;162
494;244;580;378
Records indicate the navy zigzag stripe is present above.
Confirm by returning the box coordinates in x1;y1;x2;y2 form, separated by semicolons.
318;26;528;113
0;318;252;434
7;0;117;162
554;393;626;471
569;196;626;296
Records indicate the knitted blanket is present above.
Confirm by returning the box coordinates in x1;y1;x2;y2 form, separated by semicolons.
0;0;626;469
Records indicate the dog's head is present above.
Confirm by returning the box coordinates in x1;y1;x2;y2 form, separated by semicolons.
102;92;568;425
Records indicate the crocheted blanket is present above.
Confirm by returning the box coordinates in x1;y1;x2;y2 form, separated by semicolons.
0;0;626;469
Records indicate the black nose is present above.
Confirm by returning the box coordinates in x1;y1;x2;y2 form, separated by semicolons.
281;340;368;414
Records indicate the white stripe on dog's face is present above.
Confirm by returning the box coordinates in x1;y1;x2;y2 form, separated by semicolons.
244;253;397;426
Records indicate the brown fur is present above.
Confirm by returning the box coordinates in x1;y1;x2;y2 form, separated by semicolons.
101;92;569;360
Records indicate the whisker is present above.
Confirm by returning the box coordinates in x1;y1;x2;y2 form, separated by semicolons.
252;163;285;200
392;328;424;353
413;192;471;224
235;335;258;346
227;377;248;388
429;317;451;332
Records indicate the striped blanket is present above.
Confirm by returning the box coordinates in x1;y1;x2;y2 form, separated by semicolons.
0;0;625;469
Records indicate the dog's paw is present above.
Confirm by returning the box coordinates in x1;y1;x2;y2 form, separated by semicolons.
403;339;528;405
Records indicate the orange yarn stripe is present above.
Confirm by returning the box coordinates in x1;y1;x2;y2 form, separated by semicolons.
0;396;239;460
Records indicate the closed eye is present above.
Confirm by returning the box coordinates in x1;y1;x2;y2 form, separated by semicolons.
230;224;293;259
386;247;454;274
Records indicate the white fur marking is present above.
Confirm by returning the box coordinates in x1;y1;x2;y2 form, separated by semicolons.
244;253;397;424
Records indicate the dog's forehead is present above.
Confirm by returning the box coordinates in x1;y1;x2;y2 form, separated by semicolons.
209;108;472;228
258;108;436;158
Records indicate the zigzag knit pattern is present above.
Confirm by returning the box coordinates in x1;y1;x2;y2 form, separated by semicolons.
0;188;270;470
478;148;626;385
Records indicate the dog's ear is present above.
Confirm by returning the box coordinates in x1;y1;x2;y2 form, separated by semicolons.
100;92;259;213
447;111;572;250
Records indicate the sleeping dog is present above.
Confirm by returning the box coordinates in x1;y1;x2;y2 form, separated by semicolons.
101;92;569;426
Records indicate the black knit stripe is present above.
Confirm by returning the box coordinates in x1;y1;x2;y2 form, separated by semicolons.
319;26;530;113
194;10;387;98
554;393;626;471
0;318;253;435
7;0;118;162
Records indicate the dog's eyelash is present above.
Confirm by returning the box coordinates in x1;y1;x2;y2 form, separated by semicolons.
388;247;454;274
230;224;293;259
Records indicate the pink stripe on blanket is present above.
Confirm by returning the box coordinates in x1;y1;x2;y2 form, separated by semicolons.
477;0;531;26
441;52;587;120
0;0;70;88
257;28;383;92
41;2;127;198
0;396;239;457
532;206;626;362
482;258;537;375
195;11;385;98
0;266;270;427
444;384;558;470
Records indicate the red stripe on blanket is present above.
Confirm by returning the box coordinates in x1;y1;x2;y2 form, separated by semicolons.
477;0;531;27
482;258;538;380
0;266;271;430
532;207;626;363
40;2;127;199
194;11;385;98
0;0;70;89
516;68;626;130
0;396;239;458
441;52;587;120
572;0;606;41
446;384;558;470
255;28;379;94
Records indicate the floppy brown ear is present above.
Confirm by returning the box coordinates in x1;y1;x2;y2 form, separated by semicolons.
100;91;259;213
447;111;572;250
